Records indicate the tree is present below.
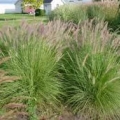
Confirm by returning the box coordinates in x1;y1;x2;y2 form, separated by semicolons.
23;0;43;9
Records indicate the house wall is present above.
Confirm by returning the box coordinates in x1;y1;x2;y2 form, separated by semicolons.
44;0;64;15
0;1;22;14
51;0;64;10
0;4;16;14
44;3;52;15
15;0;22;13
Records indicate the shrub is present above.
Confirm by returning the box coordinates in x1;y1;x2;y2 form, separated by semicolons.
60;20;120;119
35;9;46;16
40;9;46;16
35;9;41;16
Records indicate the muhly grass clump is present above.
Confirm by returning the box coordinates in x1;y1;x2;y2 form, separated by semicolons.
60;20;120;119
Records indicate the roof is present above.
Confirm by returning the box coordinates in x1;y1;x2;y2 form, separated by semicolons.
44;0;53;3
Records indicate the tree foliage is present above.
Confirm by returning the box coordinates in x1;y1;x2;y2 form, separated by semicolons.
23;0;43;9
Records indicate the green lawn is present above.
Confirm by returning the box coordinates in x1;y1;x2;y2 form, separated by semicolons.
0;14;48;27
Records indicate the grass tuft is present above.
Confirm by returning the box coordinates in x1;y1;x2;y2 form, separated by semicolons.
61;20;120;119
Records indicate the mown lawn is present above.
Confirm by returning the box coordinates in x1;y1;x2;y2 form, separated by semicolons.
0;13;48;27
